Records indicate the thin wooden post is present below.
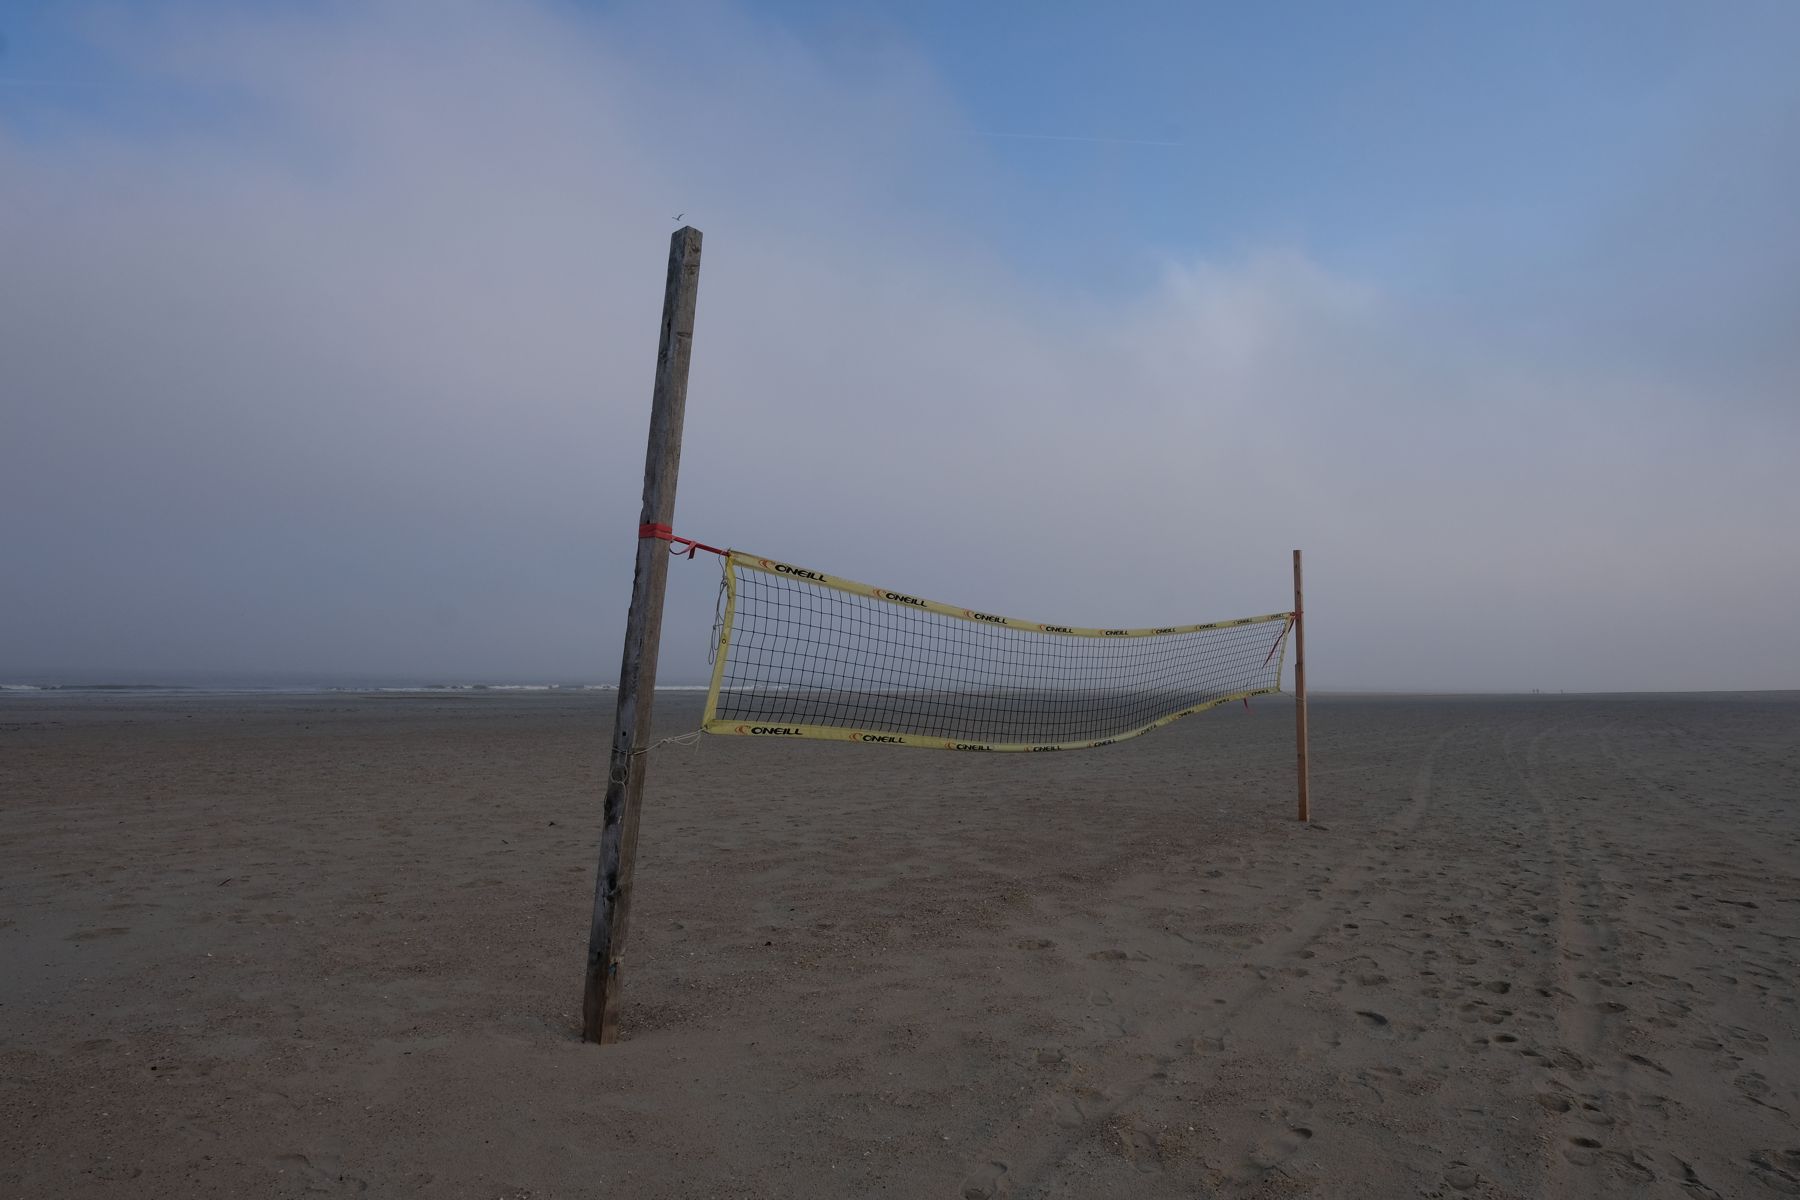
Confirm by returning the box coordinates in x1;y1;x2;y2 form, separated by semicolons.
1293;549;1309;822
583;226;703;1044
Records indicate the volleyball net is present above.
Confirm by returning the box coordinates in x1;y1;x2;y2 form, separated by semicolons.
700;550;1293;752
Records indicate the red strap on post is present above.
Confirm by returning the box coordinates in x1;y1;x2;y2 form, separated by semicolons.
637;524;727;559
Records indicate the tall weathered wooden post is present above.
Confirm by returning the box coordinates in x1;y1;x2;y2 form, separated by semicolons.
584;226;703;1044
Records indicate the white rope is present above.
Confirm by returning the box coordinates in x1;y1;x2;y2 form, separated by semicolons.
607;727;705;787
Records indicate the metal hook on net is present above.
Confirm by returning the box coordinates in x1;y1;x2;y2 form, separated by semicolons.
608;728;703;788
708;563;729;667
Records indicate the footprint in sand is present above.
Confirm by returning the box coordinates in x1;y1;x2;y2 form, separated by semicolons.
1746;1153;1800;1198
1115;1124;1167;1175
1578;1102;1614;1127
1735;1071;1773;1100
961;1160;1009;1199
1603;1150;1657;1182
275;1153;371;1195
1444;1163;1481;1191
1248;1124;1313;1171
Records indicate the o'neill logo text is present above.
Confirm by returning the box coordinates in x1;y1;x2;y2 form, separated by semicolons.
1040;624;1074;634
874;588;928;608
761;559;829;583
736;724;803;736
964;610;1009;625
1102;629;1129;637
945;742;993;751
849;733;906;744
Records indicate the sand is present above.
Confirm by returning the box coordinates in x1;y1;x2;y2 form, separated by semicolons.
2;690;1797;1198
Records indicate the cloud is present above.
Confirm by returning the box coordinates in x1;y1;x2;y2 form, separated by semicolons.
2;0;1795;690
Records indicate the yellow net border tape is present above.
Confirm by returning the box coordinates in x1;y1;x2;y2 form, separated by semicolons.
723;552;1292;637
702;550;1295;752
702;688;1283;753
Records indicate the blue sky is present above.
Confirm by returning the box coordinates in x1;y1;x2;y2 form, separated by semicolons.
9;1;1792;290
2;1;1796;689
807;3;1705;279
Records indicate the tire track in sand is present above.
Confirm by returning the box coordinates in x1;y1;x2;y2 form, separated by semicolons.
1505;719;1670;1193
957;727;1459;1199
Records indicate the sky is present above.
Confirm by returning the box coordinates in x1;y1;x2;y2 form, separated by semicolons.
1;0;1796;691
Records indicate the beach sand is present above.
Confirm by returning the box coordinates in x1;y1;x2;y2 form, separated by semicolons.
2;690;1797;1198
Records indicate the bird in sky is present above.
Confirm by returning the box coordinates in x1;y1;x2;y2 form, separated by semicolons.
672;212;684;221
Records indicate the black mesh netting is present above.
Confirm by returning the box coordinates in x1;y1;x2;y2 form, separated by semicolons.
706;555;1291;749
